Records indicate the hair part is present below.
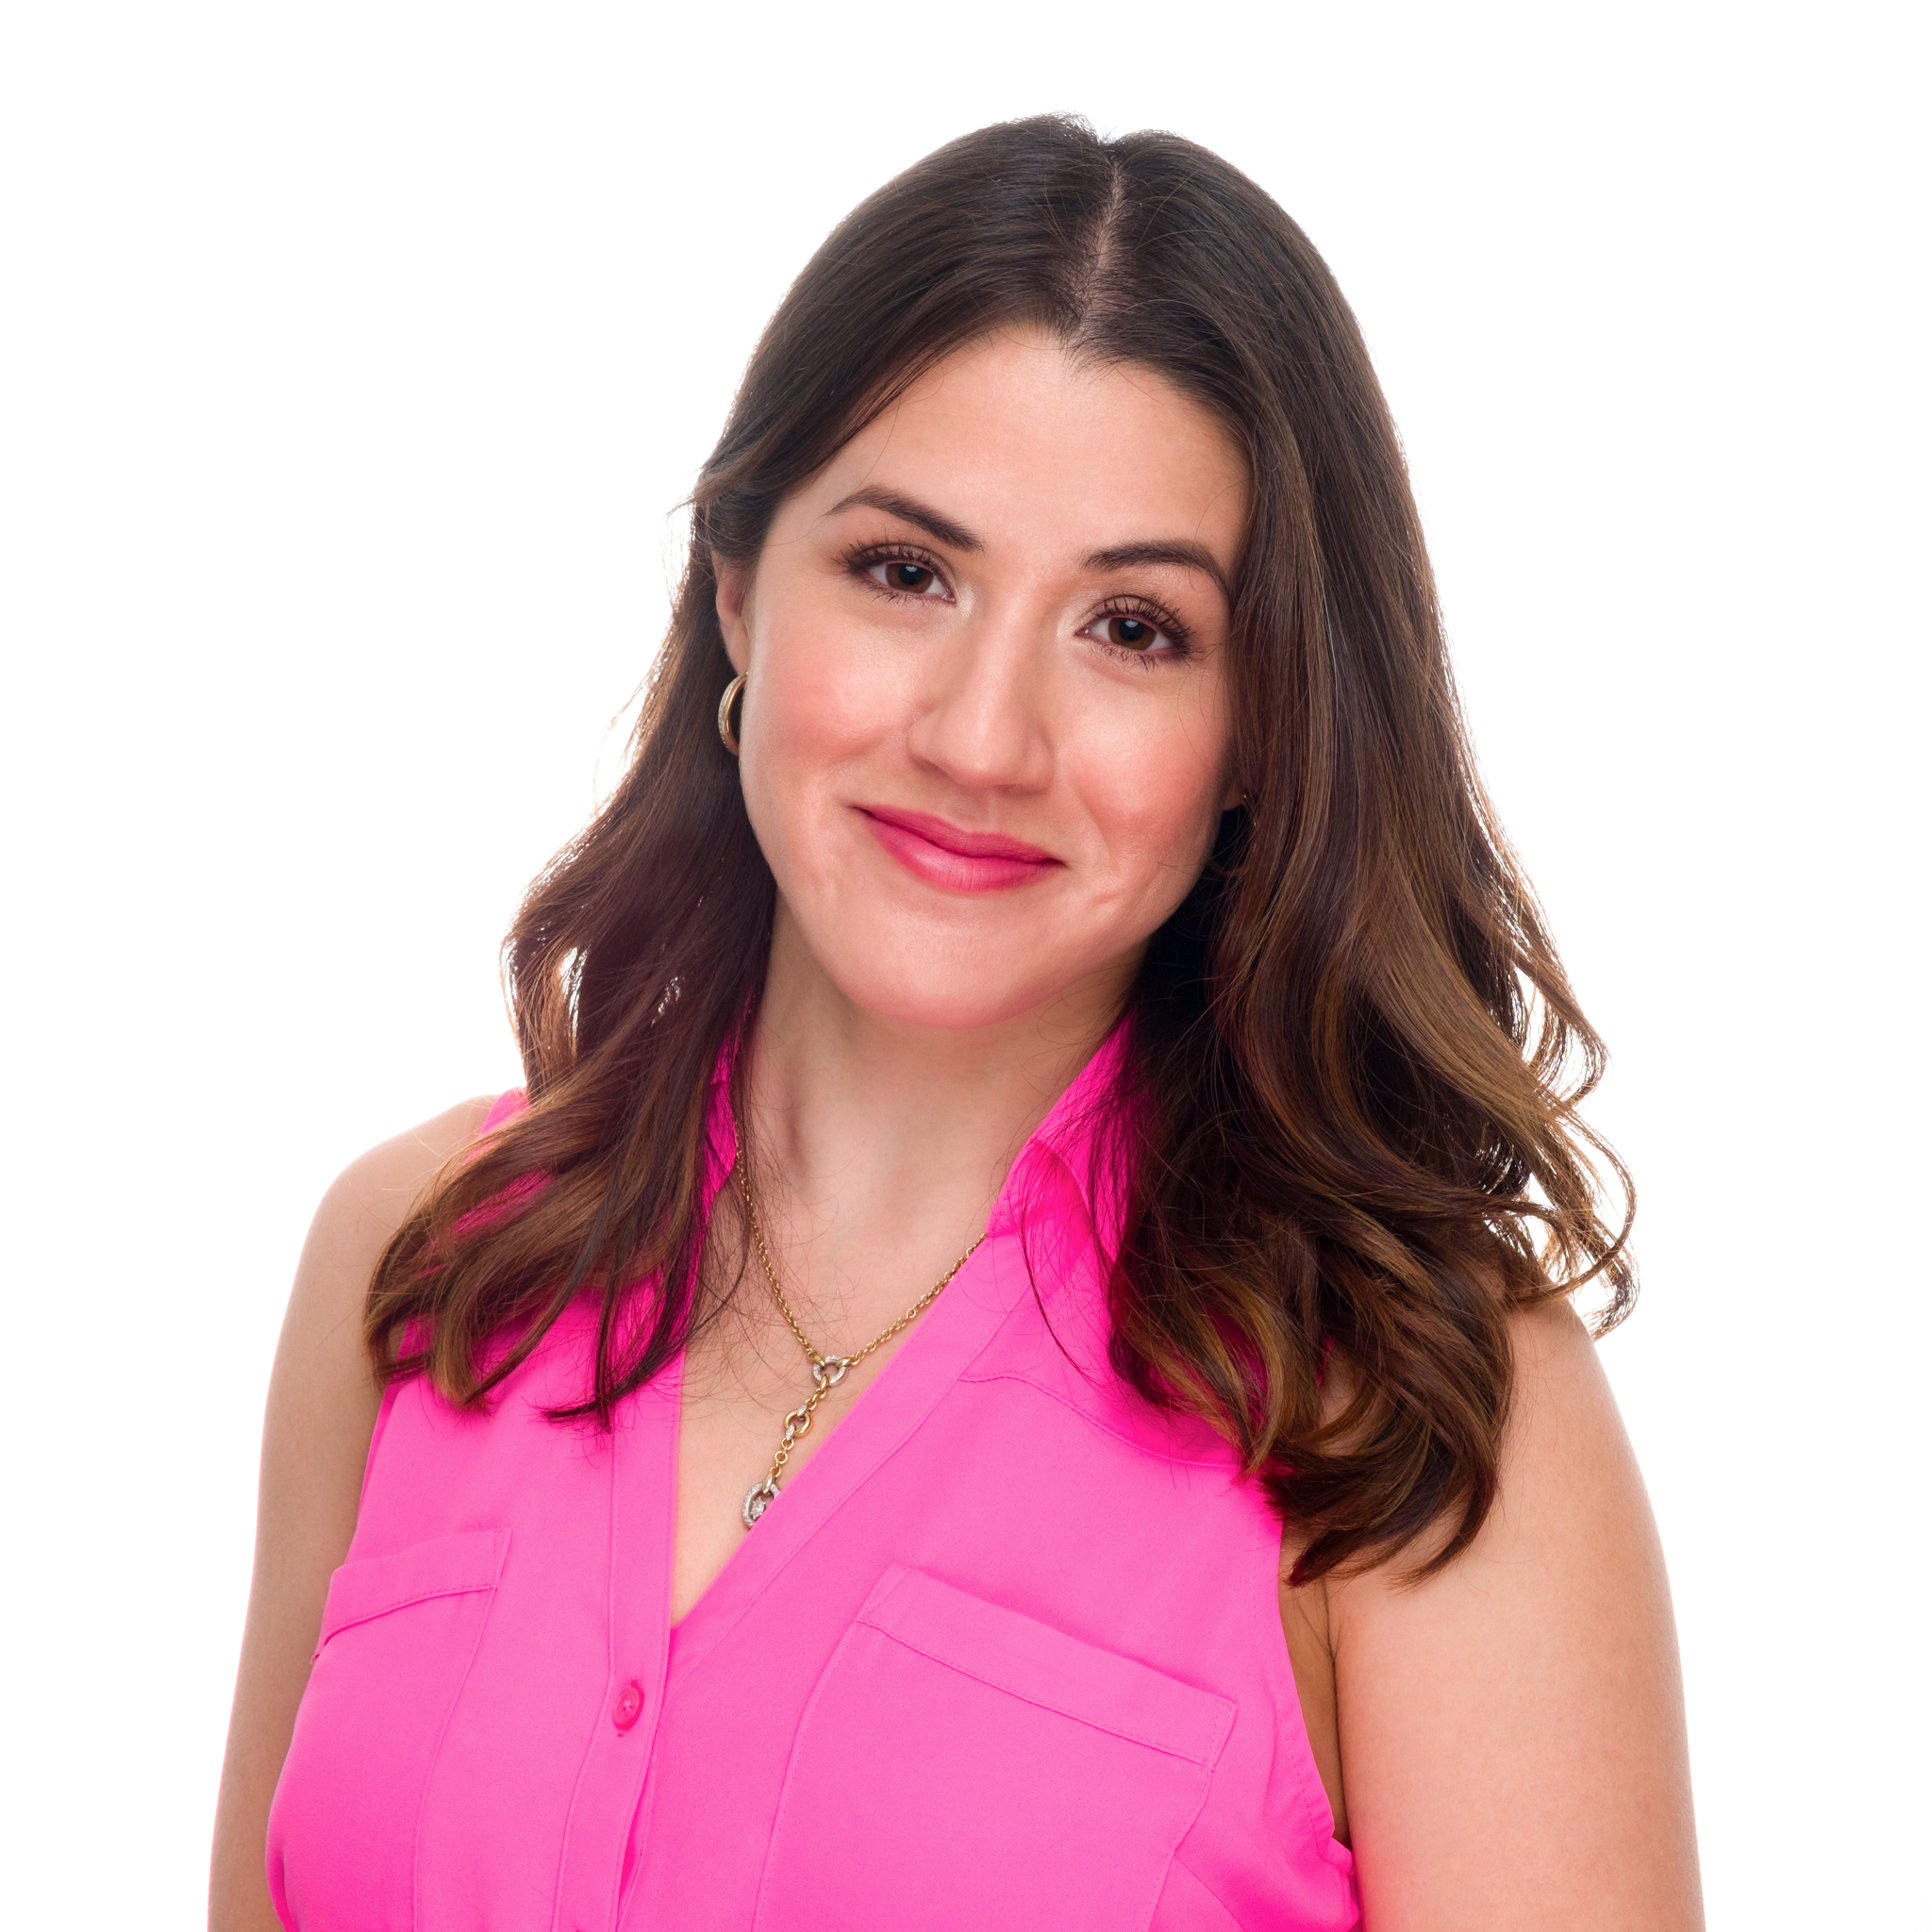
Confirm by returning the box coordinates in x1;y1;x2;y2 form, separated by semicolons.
366;114;1633;1584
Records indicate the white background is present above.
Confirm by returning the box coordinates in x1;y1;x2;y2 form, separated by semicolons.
3;2;1925;1924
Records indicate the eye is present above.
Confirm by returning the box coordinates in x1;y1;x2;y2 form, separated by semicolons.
865;556;947;597
1085;602;1189;658
1100;614;1160;650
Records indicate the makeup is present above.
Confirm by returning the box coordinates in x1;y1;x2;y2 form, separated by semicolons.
858;806;1060;894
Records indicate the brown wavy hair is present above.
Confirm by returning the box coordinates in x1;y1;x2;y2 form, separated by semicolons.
366;115;1633;1582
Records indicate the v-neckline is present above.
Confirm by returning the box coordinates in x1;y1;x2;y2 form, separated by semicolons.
653;1024;1127;1683
657;1227;1026;1685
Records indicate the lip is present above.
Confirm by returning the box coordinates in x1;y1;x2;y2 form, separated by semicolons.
857;805;1061;894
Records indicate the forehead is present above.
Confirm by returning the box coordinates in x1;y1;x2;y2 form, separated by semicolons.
799;329;1249;561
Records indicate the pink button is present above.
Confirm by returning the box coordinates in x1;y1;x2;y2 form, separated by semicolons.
611;1681;643;1731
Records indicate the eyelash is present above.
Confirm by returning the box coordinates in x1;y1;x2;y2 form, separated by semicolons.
1091;594;1194;661
842;542;1196;663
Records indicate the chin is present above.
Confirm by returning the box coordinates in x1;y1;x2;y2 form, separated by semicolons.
815;934;1100;1034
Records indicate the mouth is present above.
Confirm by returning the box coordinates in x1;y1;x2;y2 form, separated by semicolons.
857;806;1061;894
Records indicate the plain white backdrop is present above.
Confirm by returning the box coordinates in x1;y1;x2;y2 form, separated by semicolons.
3;2;1925;1924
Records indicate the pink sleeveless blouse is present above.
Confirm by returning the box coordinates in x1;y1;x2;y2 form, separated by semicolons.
266;1036;1358;1929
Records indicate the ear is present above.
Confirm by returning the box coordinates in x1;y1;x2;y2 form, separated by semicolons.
713;553;753;675
1223;774;1248;812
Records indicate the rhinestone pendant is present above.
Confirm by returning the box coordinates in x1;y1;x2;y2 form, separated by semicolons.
742;1475;780;1527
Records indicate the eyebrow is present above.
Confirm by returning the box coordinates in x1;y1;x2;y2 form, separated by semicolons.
1082;540;1230;601
827;487;983;552
827;487;1232;600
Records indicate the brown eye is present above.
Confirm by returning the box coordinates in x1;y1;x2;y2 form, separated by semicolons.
1104;614;1158;650
869;558;941;594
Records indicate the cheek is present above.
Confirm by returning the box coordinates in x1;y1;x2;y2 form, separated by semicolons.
736;605;932;925
742;613;900;801
1074;706;1230;897
749;614;908;773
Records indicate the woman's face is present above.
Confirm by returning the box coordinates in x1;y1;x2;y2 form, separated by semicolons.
717;327;1248;1033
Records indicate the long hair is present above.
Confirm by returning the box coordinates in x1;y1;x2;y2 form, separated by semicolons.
366;115;1634;1582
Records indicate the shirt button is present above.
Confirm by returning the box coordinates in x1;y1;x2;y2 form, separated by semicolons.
611;1681;644;1730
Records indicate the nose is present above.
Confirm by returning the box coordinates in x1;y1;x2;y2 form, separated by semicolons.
903;600;1056;794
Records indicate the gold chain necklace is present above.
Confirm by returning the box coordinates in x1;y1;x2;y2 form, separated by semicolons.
732;1132;985;1528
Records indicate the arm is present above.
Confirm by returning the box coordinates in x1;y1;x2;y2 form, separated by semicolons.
208;1097;495;1932
1327;1300;1703;1930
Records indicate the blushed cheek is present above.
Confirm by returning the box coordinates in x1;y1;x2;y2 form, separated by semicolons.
763;619;905;773
1087;764;1225;922
742;628;896;891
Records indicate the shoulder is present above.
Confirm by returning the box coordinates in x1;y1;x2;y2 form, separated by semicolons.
212;1092;511;1925
310;1094;506;1257
1325;1297;1700;1927
288;1093;505;1352
262;1091;508;1490
1329;1296;1647;1635
1478;1295;1641;1559
1503;1291;1616;1422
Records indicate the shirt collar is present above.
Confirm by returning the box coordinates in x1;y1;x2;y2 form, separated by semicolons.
704;1017;1134;1249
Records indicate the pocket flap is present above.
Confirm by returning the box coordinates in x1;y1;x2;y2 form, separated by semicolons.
316;1527;510;1655
857;1565;1233;1768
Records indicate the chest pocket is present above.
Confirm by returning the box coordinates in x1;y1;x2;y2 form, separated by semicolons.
753;1566;1235;1932
268;1527;509;1932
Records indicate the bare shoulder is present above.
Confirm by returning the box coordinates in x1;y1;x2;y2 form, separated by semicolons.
1326;1298;1703;1930
1503;1293;1622;1449
208;1093;505;1930
1338;1298;1643;1601
266;1091;502;1505
298;1093;503;1317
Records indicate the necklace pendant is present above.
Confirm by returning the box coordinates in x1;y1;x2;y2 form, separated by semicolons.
741;1475;780;1528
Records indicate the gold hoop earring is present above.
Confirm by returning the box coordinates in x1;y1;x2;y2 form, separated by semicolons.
717;673;747;756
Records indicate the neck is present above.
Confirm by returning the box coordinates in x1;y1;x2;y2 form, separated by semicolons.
740;902;1133;1274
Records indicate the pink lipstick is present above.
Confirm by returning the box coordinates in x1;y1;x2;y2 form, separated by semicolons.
858;806;1060;894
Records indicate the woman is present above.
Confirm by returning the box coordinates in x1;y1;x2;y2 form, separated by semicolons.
210;117;1702;1929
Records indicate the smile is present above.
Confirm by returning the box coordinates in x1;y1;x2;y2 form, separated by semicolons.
857;806;1061;894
